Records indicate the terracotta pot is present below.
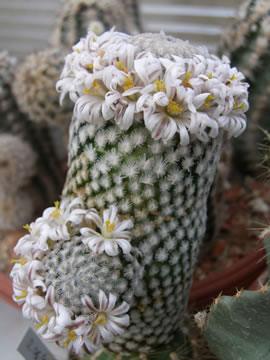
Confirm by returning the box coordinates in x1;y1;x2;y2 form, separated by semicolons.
0;229;25;309
248;267;268;291
0;273;20;309
189;242;266;309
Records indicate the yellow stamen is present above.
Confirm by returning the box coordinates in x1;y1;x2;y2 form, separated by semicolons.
93;79;100;90
94;312;107;326
50;201;61;219
154;80;166;92
47;238;53;248
61;330;77;348
182;72;193;88
116;61;128;73
204;94;215;108
123;77;135;91
11;257;27;266
208;72;213;79
166;100;183;117
23;224;31;232
87;63;93;70
105;220;115;233
233;101;246;111
36;315;49;329
84;87;101;97
15;290;27;300
76;49;80;54
227;75;237;87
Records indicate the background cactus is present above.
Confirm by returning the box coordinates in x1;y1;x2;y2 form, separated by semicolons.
197;232;270;360
51;0;141;49
0;51;64;229
10;30;248;355
120;0;142;33
12;47;72;164
218;0;270;174
13;47;72;129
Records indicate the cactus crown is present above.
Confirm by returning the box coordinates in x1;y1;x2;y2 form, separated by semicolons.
57;30;248;145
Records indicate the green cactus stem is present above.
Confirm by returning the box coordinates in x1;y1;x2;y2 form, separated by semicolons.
218;0;270;174
197;233;270;360
10;30;248;355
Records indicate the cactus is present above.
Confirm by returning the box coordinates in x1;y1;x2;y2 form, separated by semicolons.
51;0;140;49
196;231;270;360
218;0;270;174
13;47;72;130
10;30;248;355
200;141;232;257
121;0;142;32
0;51;64;227
12;47;73;163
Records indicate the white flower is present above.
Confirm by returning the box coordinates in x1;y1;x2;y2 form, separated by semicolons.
80;205;133;256
13;221;48;258
41;198;86;241
57;29;249;143
11;260;46;311
82;290;130;345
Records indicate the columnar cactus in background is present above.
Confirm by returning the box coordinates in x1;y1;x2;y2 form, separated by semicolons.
0;134;36;230
11;30;248;355
218;0;270;174
13;47;73;163
121;0;142;32
13;47;72;129
51;0;140;49
0;51;64;228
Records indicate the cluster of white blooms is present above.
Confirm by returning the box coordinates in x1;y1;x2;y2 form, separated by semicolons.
11;198;132;354
57;29;249;146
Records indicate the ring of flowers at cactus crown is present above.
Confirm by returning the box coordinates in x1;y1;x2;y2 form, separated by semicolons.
10;198;132;354
57;29;249;146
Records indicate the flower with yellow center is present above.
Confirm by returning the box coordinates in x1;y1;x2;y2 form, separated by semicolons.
49;201;61;219
123;77;135;91
36;315;49;329
203;94;215;108
116;61;128;73
82;290;130;346
154;79;166;92
41;198;86;241
182;72;193;88
15;289;27;301
62;330;77;348
233;101;246;111
80;205;133;256
166;100;183;117
11;256;28;266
